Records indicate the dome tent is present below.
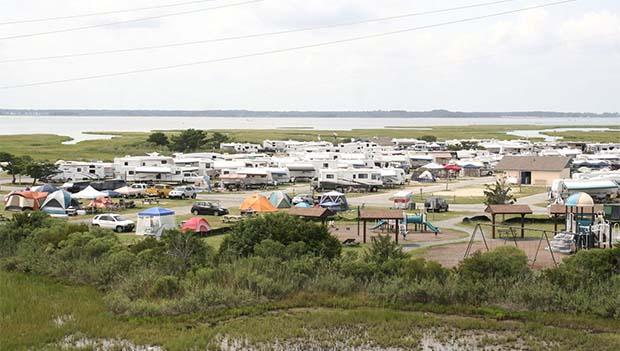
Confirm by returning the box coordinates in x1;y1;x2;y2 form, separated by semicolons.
181;217;211;235
3;191;48;212
268;191;292;209
240;194;278;214
41;190;79;215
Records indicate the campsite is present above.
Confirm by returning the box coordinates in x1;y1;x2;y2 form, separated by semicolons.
2;0;620;347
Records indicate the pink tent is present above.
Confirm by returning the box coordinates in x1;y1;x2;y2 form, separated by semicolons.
181;217;211;234
444;164;462;172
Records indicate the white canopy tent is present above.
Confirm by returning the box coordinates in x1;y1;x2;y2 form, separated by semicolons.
71;186;108;200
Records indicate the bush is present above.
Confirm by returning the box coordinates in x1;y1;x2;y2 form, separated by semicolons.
219;213;341;259
546;247;620;290
458;247;530;281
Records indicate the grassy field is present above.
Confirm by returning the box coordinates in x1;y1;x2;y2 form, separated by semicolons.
3;270;620;350
1;125;619;161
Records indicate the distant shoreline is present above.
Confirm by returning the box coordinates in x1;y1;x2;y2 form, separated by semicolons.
1;109;618;118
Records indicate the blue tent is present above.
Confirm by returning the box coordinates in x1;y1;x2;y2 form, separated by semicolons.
41;190;78;215
295;202;312;208
139;207;175;217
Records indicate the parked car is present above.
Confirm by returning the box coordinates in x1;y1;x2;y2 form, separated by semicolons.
191;201;229;216
424;196;449;213
91;214;135;233
292;193;314;205
169;185;198;199
129;183;149;196
145;184;173;198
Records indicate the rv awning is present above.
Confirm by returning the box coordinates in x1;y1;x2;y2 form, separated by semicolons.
135;167;173;174
563;180;619;191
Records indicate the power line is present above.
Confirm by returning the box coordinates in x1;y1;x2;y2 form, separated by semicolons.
0;0;579;90
0;0;263;41
0;0;524;64
0;0;225;26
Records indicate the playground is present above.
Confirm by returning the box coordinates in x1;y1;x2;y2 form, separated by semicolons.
329;222;465;245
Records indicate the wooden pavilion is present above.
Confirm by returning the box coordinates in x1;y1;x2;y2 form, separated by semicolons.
485;204;533;238
359;209;404;243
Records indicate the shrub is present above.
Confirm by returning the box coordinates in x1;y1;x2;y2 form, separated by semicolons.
219;213;341;259
458;247;530;281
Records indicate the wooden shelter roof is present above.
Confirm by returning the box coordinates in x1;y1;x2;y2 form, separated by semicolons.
359;209;403;220
287;207;334;219
485;204;533;215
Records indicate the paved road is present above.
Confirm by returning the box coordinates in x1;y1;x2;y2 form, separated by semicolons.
347;177;494;208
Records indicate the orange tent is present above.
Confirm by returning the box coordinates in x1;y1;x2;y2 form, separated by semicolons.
181;217;211;234
240;194;278;214
3;191;48;211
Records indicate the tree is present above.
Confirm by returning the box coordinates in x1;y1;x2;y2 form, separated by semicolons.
483;177;516;205
25;160;58;185
169;129;207;153
205;132;230;150
364;235;407;265
419;135;437;142
147;132;169;146
0;152;17;184
219;212;341;260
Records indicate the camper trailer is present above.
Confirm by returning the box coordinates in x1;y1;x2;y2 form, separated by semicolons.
550;179;620;204
312;168;383;192
52;161;114;182
219;168;275;191
380;168;407;187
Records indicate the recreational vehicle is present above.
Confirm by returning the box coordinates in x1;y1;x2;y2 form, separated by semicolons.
312;168;383;192
52;161;114;182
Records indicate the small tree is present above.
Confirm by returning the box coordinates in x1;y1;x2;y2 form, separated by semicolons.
205;132;230;150
484;177;516;205
25;160;58;185
364;235;407;265
169;129;208;153
0;152;17;184
419;135;437;142
147;132;169;146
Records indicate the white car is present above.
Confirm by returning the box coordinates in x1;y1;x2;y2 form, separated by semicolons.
168;185;198;199
91;214;135;233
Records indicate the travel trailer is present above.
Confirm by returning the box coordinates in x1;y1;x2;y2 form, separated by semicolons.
219;168;275;191
380;168;407;187
549;179;620;204
312;168;383;192
52;161;114;182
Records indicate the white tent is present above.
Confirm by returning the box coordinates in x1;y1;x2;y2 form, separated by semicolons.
136;207;176;237
417;170;436;182
421;162;445;170
71;186;108;200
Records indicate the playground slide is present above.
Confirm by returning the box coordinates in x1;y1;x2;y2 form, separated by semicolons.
425;221;440;233
371;220;388;230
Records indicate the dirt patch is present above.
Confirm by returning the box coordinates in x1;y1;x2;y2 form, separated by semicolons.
421;237;569;269
330;223;465;245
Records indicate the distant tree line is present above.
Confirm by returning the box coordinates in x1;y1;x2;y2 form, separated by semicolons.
147;129;231;153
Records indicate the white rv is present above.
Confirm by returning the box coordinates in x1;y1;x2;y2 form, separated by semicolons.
52;161;114;182
380;168;407;187
313;168;383;192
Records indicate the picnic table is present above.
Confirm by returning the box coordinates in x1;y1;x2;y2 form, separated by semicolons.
222;215;243;223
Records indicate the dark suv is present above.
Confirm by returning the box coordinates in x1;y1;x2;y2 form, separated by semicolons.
191;201;229;216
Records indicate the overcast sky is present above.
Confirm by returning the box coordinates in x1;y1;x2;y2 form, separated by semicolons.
0;0;618;112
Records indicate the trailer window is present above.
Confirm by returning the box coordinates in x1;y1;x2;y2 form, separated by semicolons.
358;174;368;179
325;174;335;179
